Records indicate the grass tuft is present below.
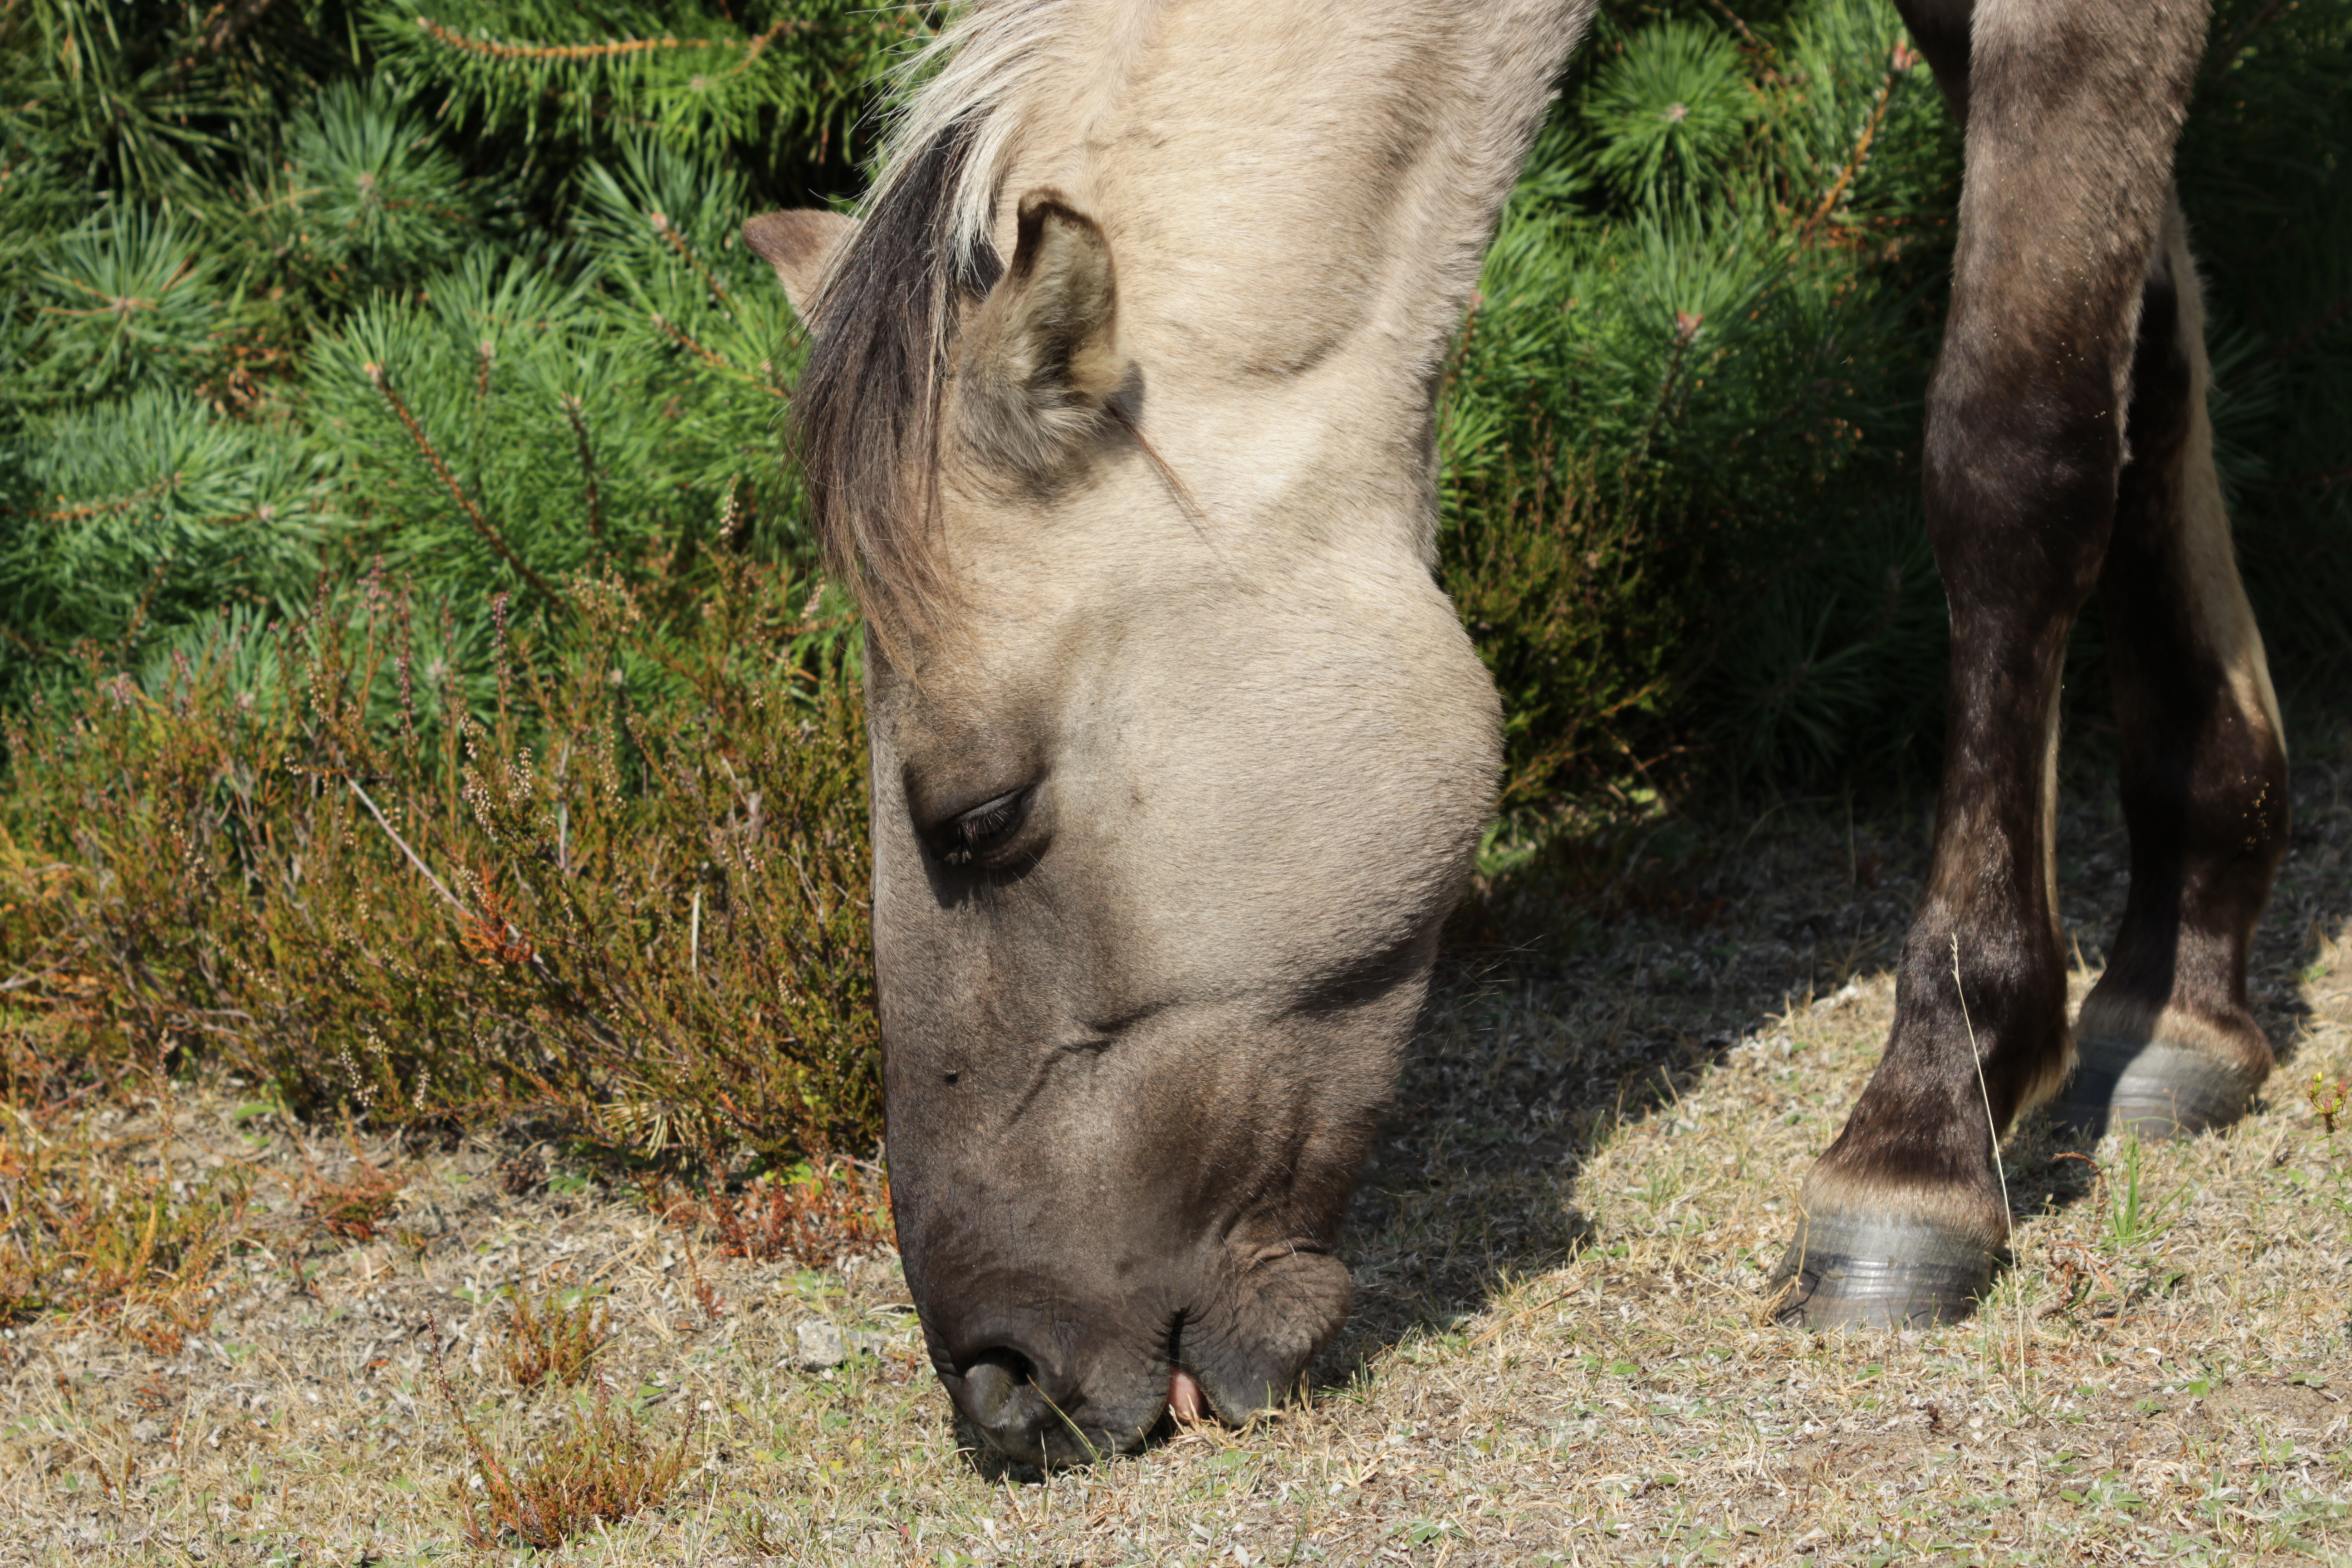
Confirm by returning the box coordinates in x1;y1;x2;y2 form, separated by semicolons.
296;1138;407;1243
432;1328;697;1551
2098;1132;2195;1254
500;1281;613;1390
2304;1069;2352;1250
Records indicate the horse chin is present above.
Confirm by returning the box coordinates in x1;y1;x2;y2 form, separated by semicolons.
1182;1246;1355;1424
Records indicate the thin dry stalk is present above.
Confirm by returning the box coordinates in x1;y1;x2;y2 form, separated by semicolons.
1952;934;2030;1390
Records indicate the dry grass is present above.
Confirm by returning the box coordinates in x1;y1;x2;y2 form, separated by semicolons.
4;729;2352;1563
0;1096;252;1357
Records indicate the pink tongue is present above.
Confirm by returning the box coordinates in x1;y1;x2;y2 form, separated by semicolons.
1167;1368;1208;1424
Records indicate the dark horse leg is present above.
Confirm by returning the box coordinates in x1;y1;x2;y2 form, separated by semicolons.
1775;0;2288;1328
2054;191;2291;1140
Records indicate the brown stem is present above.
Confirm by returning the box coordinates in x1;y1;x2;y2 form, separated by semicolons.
651;213;731;313
647;315;784;397
1801;57;1900;242
165;0;280;80
561;395;608;560
2204;0;2290;80
410;15;799;67
2256;286;2352;369
2257;460;2352;492
1704;0;1764;55
345;777;466;917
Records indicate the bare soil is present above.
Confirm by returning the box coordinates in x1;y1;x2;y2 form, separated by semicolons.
8;724;2352;1565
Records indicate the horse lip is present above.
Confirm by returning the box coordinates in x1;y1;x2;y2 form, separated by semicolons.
1166;1364;1211;1425
1162;1312;1213;1426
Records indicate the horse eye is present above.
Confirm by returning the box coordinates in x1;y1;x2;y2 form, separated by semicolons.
941;789;1027;866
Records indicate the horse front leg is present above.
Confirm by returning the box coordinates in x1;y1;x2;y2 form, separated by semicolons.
1774;0;2216;1329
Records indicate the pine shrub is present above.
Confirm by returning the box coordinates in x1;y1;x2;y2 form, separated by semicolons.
0;0;901;701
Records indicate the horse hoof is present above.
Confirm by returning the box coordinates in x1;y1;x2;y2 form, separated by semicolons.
1769;1213;1997;1330
2053;1036;2254;1141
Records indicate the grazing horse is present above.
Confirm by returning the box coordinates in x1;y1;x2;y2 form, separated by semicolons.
744;0;2288;1464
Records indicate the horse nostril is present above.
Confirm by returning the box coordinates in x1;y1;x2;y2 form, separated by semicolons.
960;1350;1034;1429
950;1339;1092;1460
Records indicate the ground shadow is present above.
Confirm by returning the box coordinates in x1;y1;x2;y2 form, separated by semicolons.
1313;710;2352;1393
960;717;2352;1478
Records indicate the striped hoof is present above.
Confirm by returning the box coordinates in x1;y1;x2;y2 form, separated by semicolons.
1769;1213;1997;1330
2053;1036;2255;1141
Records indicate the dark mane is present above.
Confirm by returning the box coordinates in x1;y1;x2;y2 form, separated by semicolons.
794;118;1001;646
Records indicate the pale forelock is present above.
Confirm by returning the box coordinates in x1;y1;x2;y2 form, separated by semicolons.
873;0;1079;275
793;0;1086;647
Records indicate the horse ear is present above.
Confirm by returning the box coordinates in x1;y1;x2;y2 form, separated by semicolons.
743;209;857;321
958;189;1126;480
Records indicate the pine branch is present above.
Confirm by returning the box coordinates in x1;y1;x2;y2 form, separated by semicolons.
645;313;782;397
650;211;731;314
363;361;570;612
560;394;607;560
1798;43;1907;241
1703;0;1765;58
2205;0;2293;79
2259;461;2352;492
2258;285;2352;368
19;482;176;523
165;0;284;81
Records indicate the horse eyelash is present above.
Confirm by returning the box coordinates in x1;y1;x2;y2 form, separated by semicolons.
943;794;1023;864
961;800;1018;842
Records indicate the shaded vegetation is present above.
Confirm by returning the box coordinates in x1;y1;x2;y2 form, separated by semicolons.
1446;0;2352;808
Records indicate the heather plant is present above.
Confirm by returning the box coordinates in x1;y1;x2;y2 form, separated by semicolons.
500;1281;614;1390
433;1320;696;1551
0;556;879;1162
